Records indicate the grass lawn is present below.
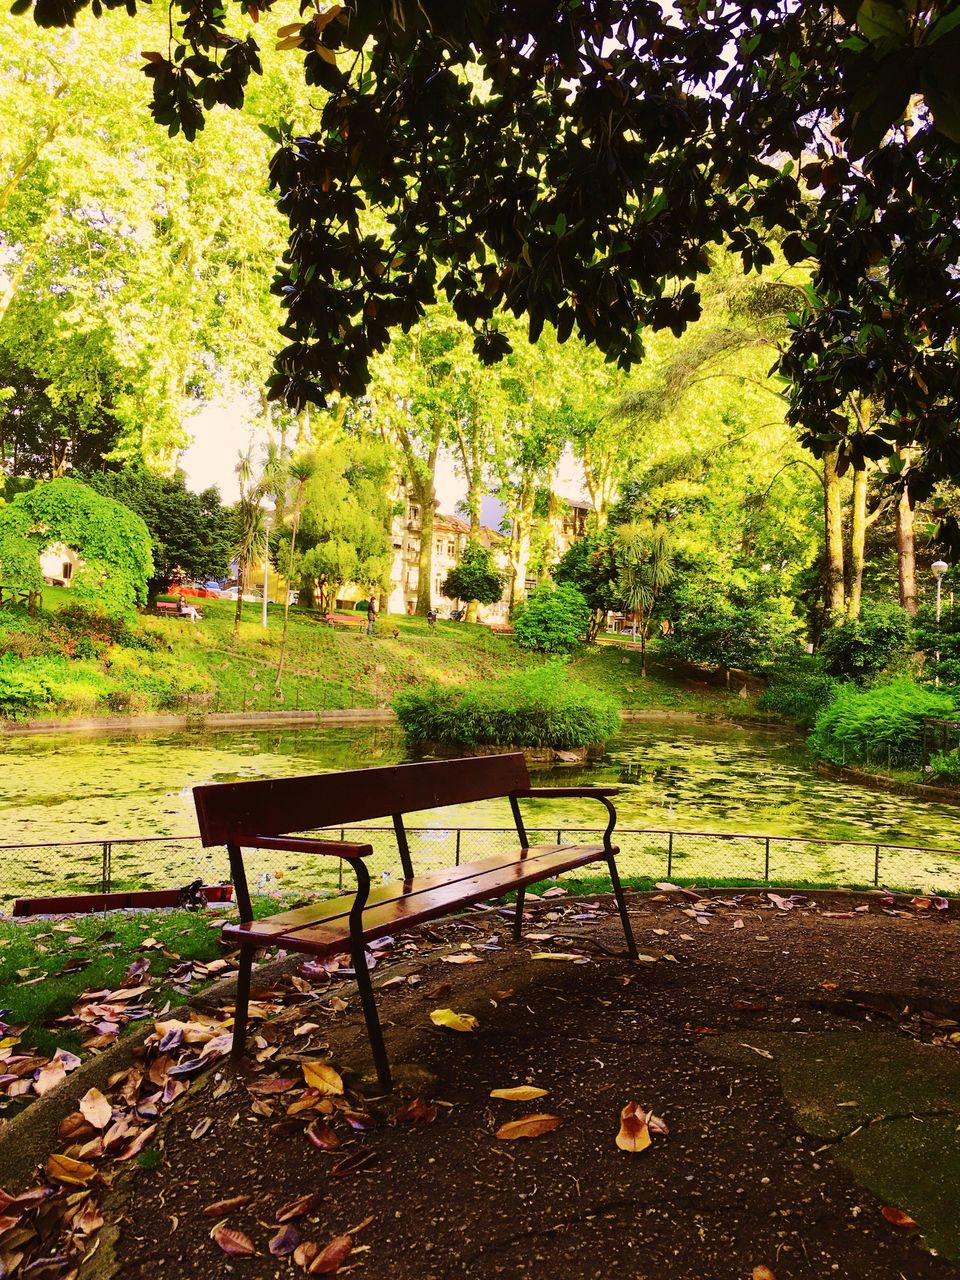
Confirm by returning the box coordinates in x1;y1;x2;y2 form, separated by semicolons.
0;588;766;722
0;899;282;1061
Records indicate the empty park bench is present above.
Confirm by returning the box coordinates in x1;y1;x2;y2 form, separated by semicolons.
193;753;638;1090
324;611;366;630
11;883;233;918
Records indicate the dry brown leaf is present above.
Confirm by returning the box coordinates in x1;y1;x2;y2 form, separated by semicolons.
490;1086;549;1101
881;1206;919;1228
752;1267;776;1280
616;1102;651;1154
495;1113;562;1140
277;1191;322;1222
430;1008;478;1032
46;1154;96;1187
309;1233;353;1273
301;1061;344;1095
529;952;587;962
203;1195;253;1217
78;1087;112;1130
211;1224;256;1256
441;954;483;965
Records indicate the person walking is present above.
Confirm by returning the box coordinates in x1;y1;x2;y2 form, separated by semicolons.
366;594;378;636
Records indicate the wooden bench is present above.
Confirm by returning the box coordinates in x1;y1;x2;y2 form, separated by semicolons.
324;611;366;630
193;753;637;1090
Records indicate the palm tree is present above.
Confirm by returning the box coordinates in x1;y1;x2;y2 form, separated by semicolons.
616;522;674;677
232;450;268;641
274;452;317;688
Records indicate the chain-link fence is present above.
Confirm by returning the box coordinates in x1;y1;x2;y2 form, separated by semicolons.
3;824;960;912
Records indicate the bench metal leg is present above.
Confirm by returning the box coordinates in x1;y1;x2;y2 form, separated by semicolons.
351;935;392;1092
231;946;253;1061
513;886;526;941
606;850;638;959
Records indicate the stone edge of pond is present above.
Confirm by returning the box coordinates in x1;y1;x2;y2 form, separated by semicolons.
0;709;396;736
813;760;960;807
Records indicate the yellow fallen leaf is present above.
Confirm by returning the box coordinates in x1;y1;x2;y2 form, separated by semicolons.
46;1154;96;1186
430;1008;478;1032
752;1268;776;1280
529;952;587;962
441;954;483;964
490;1086;549;1101
302;1061;344;1095
79;1087;112;1130
496;1113;562;1140
616;1102;651;1153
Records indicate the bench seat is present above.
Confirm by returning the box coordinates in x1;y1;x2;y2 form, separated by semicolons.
193;753;636;1090
223;842;609;955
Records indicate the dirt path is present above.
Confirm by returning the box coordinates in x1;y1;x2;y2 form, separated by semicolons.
102;894;960;1280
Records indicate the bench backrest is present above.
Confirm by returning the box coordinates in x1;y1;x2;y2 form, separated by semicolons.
193;753;531;846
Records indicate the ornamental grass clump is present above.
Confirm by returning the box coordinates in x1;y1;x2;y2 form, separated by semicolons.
807;677;956;769
393;662;621;750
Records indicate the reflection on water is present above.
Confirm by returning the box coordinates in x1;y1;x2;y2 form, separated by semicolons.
2;718;960;851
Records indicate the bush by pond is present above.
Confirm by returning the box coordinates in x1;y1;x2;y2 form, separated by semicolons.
393;662;621;750
929;749;960;785
758;655;840;728
807;677;956;769
818;600;914;682
512;583;592;654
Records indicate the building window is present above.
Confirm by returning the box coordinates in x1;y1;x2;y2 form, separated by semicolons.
62;562;72;580
447;541;455;556
410;505;419;520
435;540;442;554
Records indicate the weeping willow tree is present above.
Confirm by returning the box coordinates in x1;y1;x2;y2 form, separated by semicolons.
616;522;674;677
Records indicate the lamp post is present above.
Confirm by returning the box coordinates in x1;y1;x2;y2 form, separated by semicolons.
932;559;949;685
261;509;273;629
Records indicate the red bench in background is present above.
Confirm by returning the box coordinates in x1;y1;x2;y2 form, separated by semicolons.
193;753;637;1091
12;884;233;918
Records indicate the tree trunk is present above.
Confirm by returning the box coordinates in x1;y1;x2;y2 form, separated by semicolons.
508;478;535;611
823;448;845;616
540;487;560;582
464;476;482;623
413;475;437;617
896;453;918;616
847;465;867;619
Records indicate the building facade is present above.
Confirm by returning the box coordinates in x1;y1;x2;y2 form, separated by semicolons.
385;492;511;622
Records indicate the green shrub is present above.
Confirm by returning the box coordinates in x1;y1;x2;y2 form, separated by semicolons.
0;656;55;718
661;586;802;672
0;630;46;660
928;749;960;784
513;583;592;654
393;662;621;749
818;600;914;681
807;677;955;768
758;655;839;728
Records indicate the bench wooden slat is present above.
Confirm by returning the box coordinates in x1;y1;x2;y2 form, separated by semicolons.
223;842;606;956
223;844;590;941
194;753;531;846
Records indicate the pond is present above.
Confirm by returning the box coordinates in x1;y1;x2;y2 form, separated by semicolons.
3;718;960;901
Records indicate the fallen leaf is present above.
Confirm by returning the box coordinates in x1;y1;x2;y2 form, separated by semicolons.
203;1195;253;1217
294;1241;320;1268
430;1008;479;1032
212;1224;256;1256
881;1206;918;1228
270;1224;301;1256
490;1086;549;1101
529;952;587;962
302;1061;344;1095
495;1113;562;1140
616;1102;651;1153
277;1192;322;1222
395;1097;438;1123
191;1118;213;1140
309;1233;353;1273
34;1060;67;1096
733;919;745;930
46;1155;96;1187
752;1267;776;1280
306;1122;341;1150
78;1087;112;1130
741;1043;774;1060
441;954;483;965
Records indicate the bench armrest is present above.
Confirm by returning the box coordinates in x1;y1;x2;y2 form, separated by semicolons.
240;835;373;860
520;787;621;798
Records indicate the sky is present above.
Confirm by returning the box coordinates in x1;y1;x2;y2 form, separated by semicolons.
177;395;588;528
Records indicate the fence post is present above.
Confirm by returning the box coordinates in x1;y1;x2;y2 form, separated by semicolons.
874;844;881;887
764;836;771;882
101;842;111;893
667;832;673;878
455;829;461;866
